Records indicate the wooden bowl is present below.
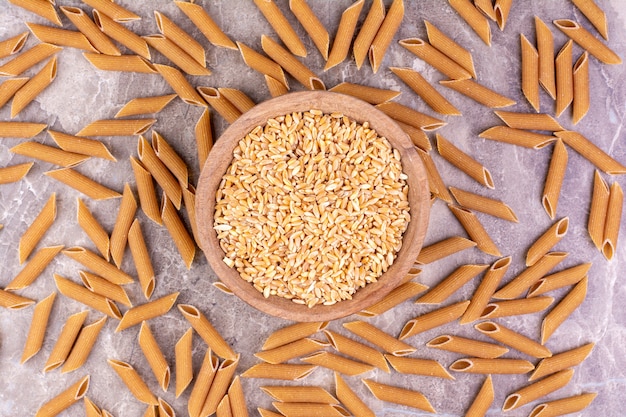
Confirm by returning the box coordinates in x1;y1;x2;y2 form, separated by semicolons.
196;91;430;322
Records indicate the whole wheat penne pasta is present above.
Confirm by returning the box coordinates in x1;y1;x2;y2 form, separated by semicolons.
187;348;218;417
363;379;435;413
528;263;591;297
161;194;195;268
84;53;157;73
465;375;494;417
536;17;556;99
396;120;432;151
289;0;329;60
385;355;453;379
334;373;374;417
116;94;177;118
138;135;182;209
254;0;307;57
6;245;64;290
324;0;364;70
61;6;120;55
324;330;388;372
261;35;324;90
152;131;188;187
154;10;205;66
461;257;511;324
237;42;289;89
475;321;552;358
0;31;28;58
261;385;337;404
450;358;535;374
503;369;574;411
213;282;233;294
77;199;110;261
417;264;488;304
448;0;491;45
262;321;328;350
554;19;620;64
26;23;97;52
391;67;460;115
0;121;47;137
130;157;161;225
530;342;594;381
81;0;139;22
115;292;179;332
574;51;591;126
555;40;573;117
44;310;89;372
527;218;569;266
34;375;90;417
555;131;626;174
494;111;563;131
416;148;452;202
358;281;428;317
175;328;194;398
480;296;554;319
328;82;399;104
352;0;384;69
602;181;623;260
216;395;232;417
572;0;608;39
181;184;200;246
541;277;588;344
54;274;122;319
201;355;241;416
178;304;236;360
399;300;470;339
0;42;61;76
62;315;107;373
450;186;518;221
272;402;349;417
77;118;156;136
138;321;170;391
128;220;155;299
109;183;137;268
108;359;157;405
449;205;500;256
427;334;509;358
493;252;568;299
63;246;133;285
92;10;150;59
21;291;56;364
197;87;243;124
84;397;101;417
494;0;512;30
441;78;516;108
19;193;56;264
195;108;213;170
8;0;62;26
158;399;175;417
255;338;329;364
480;126;555;149
415;236;477;265
49;130;115;161
343;321;415;356
0;288;35;309
173;1;236;49
217;88;256;113
241;362;317;380
155;64;206;106
143;405;159;417
425;20;476;77
80;270;131;307
529;392;597;417
0;162;33;184
227;377;247;417
399;38;472;80
0;77;29;109
144;34;210;76
369;0;403;73
11;141;88;167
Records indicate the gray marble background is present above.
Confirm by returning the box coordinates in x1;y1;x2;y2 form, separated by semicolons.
1;0;625;416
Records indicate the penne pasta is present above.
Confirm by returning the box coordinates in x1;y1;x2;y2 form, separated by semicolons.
465;375;494;417
399;300;470;340
154;10;205;66
144;34;211;76
529;392;597;417
448;0;491;45
138;135;182;209
115;292;179;332
201;355;240;417
289;0;330;60
108;359;158;405
555;130;626;174
173;1;237;50
44;310;89;372
555;40;574;117
10;141;88;167
195;108;213;170
0;31;28;58
174;328;194;398
11;55;57;117
0;121;47;138
494;0;513;30
155;64;206;107
83;53;157;73
77;198;110;261
324;330;389;372
476;0;498;19
26;22;97;52
241;362;317;380
385;355;453;379
158;398;175;417
213;282;233;295
334;373;375;417
358;281;428;317
60;6;120;56
450;186;518;221
272;402;349;417
324;0;364;71
138;321;170;391
261;35;325;90
440;78;516;108
572;0;608;39
261;385;337;404
602;181;623;260
255;338;329;364
494;111;563;131
62;315;107;373
0;288;35;309
197;87;243;124
49;130;115;161
362;379;435;413
328;82;399;104
573;51;590;123
81;0;139;22
426;334;509;358
109;183;137;268
128;220;156;299
553;19;621;64
84;397;101;417
80;270;131;307
461;256;511;324
217;87;256;113
527;217;569;266
21;291;56;364
253;0;307;57
262;321;328;350
216;395;232;417
0;42;61;77
266;73;290;95
527;263;591;297
19;193;56;265
536;17;556;99
187;348;218;417
450;358;535;374
178;304;236;360
475;321;552;358
63;246;132;285
425;20;476;78
530;342;594;381
0;162;33;184
541;277;588;344
397;120;432;151
368;0;404;73
479;126;555;149
391;67;460;115
343;321;415;356
449;205;500;256
130;157;162;225
7;0;61;26
152;131;188;187
181;184;200;246
399;38;472;80
34;375;90;417
415;236;477;264
0;77;29;109
161;193;195;268
92;10;150;59
503;369;574;411
54;274;122;319
493;252;568;299
352;0;384;69
480;296;554;319
417;264;488;304
6;245;64;290
77;118;156;136
116;94;177;118
376;101;445;131
227;376;247;417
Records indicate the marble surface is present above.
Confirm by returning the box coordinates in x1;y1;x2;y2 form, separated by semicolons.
1;0;625;416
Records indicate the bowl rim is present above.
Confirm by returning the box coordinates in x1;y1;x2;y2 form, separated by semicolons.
195;90;430;321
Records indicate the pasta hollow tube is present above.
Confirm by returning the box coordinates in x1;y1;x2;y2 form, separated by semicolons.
503;369;574;411
343;321;416;356
572;0;608;39
440;78;516;108
368;0;404;73
493;252;568;300
63;247;133;285
54;274;122;319
334;373;375;417
10;141;89;168
0;288;34;309
82;53;156;73
475;321;552;358
416;264;488;304
494;0;513;30
272;402;349;417
115;292;179;332
541;277;588;344
264;75;288;97
385;355;453;379
465;375;494;417
128;220;156;300
217;88;255;113
602;182;623;260
527;218;569;266
352;0;384;69
449;205;501;256
480;297;554;320
81;0;139;22
197;87;242;124
155;64;206;107
553;19;621;64
154;11;205;67
527;263;591;297
241;362;317;380
450;358;535;374
362;379;435;413
375;101;446;131
289;0;330;60
77;198;110;261
92;10;150;59
109;183;137;268
80;270;131;307
450;186;518;222
494;111;563;132
178;304;236;360
116;94;177;118
8;0;61;26
174;328;193;398
479;126;555;149
261;385;338;403
399;300;470;340
417;147;452;202
0;77;29;109
11;56;57;118
390;67;460;115
254;338;329;364
26;22;94;52
187;348;218;417
0;31;28;58
253;0;307;57
138;321;170;392
0;162;33;184
529;392;597;417
0;121;47;137
6;245;64;290
144;34;211;76
262;321;328;350
182;184;200;247
324;0;365;71
358;281;428;317
556;131;626;175
108;359;158;405
447;0;491;45
415;236;477;264
19;193;56;265
44;310;89;372
201;355;241;416
173;1;236;49
84;397;101;417
261;35;325;90
425;20;476;78
328;82;399;104
536;17;556;100
138;135;182;209
34;375;90;417
161;194;195;269
152;131;189;187
399;38;472;80
302;351;375;376
49;130;116;161
227;376;247;417
130;157;161;225
216;395;232;417
195;108;213;170
62;315;107;373
21;291;56;364
0;43;61;77
530;343;594;381
45;168;122;200
397;120;432;151
77;118;156;136
426;334;509;358
555;40;574;117
573;51;590;125
60;6;120;56
325;330;388;371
